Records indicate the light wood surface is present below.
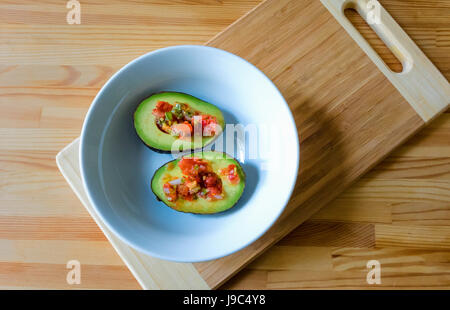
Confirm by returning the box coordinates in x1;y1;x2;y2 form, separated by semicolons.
0;0;449;289
323;0;450;122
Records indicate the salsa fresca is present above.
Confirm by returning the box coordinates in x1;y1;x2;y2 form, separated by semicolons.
152;101;219;139
219;164;240;185
163;157;240;203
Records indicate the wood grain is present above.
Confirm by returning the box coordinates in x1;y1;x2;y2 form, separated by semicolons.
223;246;450;289
0;0;449;289
193;0;447;288
323;0;450;122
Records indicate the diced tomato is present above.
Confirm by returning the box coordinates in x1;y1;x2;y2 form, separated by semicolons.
178;157;209;176
166;157;225;202
152;101;173;119
207;186;221;196
204;172;223;199
202;115;217;127
203;172;219;187
228;173;239;184
176;184;194;200
157;101;173;112
184;194;194;201
152;110;164;119
171;123;192;139
203;115;218;136
206;182;223;199
177;184;189;196
178;158;194;175
184;121;193;133
163;182;177;202
203;122;217;136
220;164;240;185
191;114;218;136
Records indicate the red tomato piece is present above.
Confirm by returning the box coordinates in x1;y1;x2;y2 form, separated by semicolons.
178;157;209;176
177;184;189;197
204;173;218;187
171;123;192;139
152;101;173;119
207;186;221;196
190;114;218;136
221;164;240;185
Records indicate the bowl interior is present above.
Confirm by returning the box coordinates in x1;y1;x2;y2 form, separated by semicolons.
81;46;299;262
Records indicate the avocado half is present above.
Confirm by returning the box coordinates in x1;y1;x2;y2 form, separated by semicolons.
134;92;225;153
151;151;246;214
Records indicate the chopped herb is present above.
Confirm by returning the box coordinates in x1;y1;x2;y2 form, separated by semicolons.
171;103;184;119
165;111;173;121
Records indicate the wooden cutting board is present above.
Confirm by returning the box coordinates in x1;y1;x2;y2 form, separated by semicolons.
57;0;449;289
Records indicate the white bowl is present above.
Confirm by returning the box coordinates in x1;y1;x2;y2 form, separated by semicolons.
80;45;299;262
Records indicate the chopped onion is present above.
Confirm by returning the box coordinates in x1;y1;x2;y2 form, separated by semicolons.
163;187;170;194
213;194;223;200
168;178;182;186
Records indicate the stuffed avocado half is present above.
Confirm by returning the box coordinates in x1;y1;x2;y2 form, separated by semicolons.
134;92;225;152
151;151;245;214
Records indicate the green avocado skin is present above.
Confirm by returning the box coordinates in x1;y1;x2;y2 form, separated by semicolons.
151;151;246;214
134;92;225;153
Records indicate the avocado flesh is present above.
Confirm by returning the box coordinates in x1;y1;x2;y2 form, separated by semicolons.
151;151;245;214
134;92;225;152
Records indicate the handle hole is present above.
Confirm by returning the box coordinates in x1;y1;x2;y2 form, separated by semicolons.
344;8;403;73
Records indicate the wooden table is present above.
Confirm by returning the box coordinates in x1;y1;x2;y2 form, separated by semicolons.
0;0;449;289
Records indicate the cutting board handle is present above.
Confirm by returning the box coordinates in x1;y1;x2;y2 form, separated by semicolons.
321;0;450;122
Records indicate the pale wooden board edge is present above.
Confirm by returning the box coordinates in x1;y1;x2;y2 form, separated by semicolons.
55;138;210;290
322;0;450;122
